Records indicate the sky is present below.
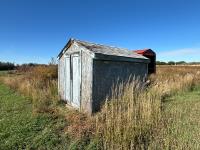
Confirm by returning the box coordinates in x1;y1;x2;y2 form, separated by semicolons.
0;0;200;64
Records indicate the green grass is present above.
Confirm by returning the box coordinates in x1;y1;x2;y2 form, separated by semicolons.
0;83;70;150
166;86;200;148
151;86;200;149
0;71;9;76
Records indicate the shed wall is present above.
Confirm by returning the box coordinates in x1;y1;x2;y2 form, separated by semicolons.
58;55;65;100
92;60;148;112
80;51;93;114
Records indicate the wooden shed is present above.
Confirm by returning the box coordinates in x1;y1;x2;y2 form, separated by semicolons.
134;49;156;74
58;39;149;114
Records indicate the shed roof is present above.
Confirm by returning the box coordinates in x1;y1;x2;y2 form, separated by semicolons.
134;49;156;56
58;38;149;62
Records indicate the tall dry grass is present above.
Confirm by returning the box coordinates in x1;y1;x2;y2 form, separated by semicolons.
152;65;200;97
95;80;161;149
94;65;200;149
148;66;200;149
0;65;58;113
0;65;200;149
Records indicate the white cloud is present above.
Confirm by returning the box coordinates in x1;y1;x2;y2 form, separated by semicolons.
158;48;200;57
157;48;200;62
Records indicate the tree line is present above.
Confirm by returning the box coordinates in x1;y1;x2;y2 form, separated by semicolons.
0;61;45;71
156;61;200;65
0;58;57;71
0;61;15;70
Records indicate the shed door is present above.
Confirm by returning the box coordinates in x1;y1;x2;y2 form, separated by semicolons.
71;54;80;108
64;56;71;102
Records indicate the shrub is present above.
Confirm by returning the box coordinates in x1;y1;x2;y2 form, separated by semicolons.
31;65;58;80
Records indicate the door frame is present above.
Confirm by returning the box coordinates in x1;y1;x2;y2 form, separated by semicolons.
64;52;81;109
64;55;71;103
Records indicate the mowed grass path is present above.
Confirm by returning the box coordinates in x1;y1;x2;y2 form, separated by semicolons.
0;83;69;150
154;86;200;149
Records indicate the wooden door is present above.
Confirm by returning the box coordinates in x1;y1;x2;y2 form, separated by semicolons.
71;54;80;108
64;55;71;102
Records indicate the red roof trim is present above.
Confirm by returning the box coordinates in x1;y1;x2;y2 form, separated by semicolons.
133;49;155;56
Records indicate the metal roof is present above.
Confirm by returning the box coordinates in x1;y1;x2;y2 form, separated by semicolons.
58;38;149;62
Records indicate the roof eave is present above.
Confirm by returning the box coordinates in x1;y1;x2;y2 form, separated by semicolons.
57;38;74;59
94;53;150;63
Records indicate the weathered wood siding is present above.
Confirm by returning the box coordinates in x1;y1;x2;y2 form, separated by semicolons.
71;54;80;108
92;60;148;112
80;50;93;114
64;55;71;102
58;55;65;100
58;43;81;103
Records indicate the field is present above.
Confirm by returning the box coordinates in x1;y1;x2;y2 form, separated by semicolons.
0;65;200;149
0;84;69;150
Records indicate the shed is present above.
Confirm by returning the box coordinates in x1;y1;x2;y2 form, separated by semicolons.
58;39;149;114
134;49;156;74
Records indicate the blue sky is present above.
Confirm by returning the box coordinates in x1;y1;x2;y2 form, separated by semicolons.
0;0;200;64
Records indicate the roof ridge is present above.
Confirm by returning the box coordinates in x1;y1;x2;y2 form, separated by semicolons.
58;38;149;60
72;38;149;60
73;38;131;51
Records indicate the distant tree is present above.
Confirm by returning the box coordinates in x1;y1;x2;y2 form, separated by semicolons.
189;62;200;65
16;63;46;72
156;61;167;65
168;61;175;65
176;61;186;65
49;57;57;65
0;61;15;70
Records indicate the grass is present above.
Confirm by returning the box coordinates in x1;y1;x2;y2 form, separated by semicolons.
93;66;200;149
0;65;200;149
167;86;200;147
95;80;161;149
1;81;200;149
0;83;70;150
150;85;200;149
0;83;97;150
0;70;9;76
0;67;59;113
